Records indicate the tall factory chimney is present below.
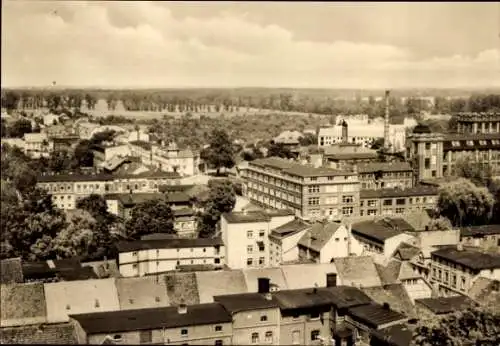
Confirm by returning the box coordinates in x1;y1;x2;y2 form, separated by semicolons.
384;90;390;150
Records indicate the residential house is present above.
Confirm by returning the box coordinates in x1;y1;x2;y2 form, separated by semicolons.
357;162;413;190
70;303;233;345
297;222;352;263
241;157;360;220
23;132;52;158
361;284;417;321
414;296;475;320
430;245;500;296
221;209;295;269
42;113;60;126
268;218;311;266
76;121;100;140
460;225;500;253
117;238;225;277
91;143;131;167
359;186;438;218
214;279;281;346
273;130;303;148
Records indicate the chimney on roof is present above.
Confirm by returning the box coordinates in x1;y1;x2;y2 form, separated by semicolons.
457;243;464;251
178;300;187;314
383;302;390;310
258;277;271;294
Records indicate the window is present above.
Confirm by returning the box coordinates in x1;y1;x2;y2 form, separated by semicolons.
292;331;300;345
132;252;138;256
260;315;268;322
396;198;405;205
215;325;223;332
424;158;430;169
247;231;253;238
251;333;259;344
367;209;377;216
215;341;223;346
367;200;377;207
140;330;152;344
308;197;320;205
308;185;320;193
342;207;353;216
247;245;253;253
311;330;320;341
265;331;273;343
395;208;405;214
214;258;220;264
460;276;466;291
383;199;393;206
132;264;138;269
342;195;354;203
181;329;188;336
113;335;122;341
425;143;431;150
247;258;253;266
259;257;265;265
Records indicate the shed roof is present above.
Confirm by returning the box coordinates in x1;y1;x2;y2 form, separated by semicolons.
361;284;416;319
280;263;338;290
415;296;475;315
164;272;200;306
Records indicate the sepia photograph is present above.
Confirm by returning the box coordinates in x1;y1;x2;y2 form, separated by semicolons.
1;1;499;345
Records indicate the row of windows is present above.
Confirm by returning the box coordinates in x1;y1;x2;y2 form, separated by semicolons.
360;171;412;179
247;257;265;266
247;244;265;253
247;230;266;238
131;257;222;269
432;268;466;291
307;195;354;206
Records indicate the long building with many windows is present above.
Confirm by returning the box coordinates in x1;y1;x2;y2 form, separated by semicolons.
241;157;360;221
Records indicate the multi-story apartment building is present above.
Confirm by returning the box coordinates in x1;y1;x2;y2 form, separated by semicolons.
407;115;500;181
221;210;295;269
359;186;438;217
129;141;200;177
70;303;233;345
37;171;180;210
455;112;500;134
460;225;500;254
241;157;360;221
23;132;53;158
91;143;131;166
268;219;311;266
117;238;225;277
357;162;413;190
429;245;500;297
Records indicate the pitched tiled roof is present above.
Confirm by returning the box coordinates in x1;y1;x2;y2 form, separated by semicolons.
398;262;420;281
164;272;200;306
392;242;420;261
104;193;165;206
81;260;120;279
214;292;280;313
274;287;340;310
415;296;475;315
357;162;412;173
0;283;47;327
0;323;77;344
297;222;342;252
351;218;414;244
196;270;248;304
280;263;338;290
271;219;311;237
44;278;120;323
250;157;355;177
347;303;408;329
361;284;416;319
0;258;23;284
401;210;433;231
431;247;500;270
370;324;413;346
243;268;288;292
116;276;170;311
375;261;402;286
318;286;373;309
334;256;382;288
70;303;232;334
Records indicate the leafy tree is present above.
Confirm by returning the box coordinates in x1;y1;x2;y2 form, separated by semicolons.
437;178;495;227
201;129;235;175
427;217;453;231
267;142;294;159
76;194;109;218
125;199;175;239
197;179;236;238
7;119;32;138
453;158;493;188
73;140;95;167
298;133;318;146
2;91;20;113
52;210;96;259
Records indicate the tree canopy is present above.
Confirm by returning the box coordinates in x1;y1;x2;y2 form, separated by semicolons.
125;199;175;239
267;142;294;159
201;129;235;175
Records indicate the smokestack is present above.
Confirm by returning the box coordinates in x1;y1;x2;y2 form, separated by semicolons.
384;90;390;150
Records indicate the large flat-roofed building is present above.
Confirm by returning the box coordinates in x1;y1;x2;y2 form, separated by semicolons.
357;162;414;190
456;113;500;134
241;157;360;221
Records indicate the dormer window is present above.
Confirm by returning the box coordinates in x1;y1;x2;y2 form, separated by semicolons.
467;140;474;146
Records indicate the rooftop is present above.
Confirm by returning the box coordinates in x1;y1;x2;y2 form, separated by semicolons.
70;303;232;334
271;218;311;238
0;322;78;344
362;284;416;319
223;209;294;224
214;292;280;313
351;218;414;244
195;270;248;304
129;140;152;150
250;157;355;177
0;283;47;327
431;246;500;270
0;258;24;284
104;193;165;206
273;287;341;311
297;222;343;252
360;186;438;199
392;243;421;261
115;276;170;311
443;133;500;150
37;170;179;183
334;256;383;288
117;238;223;253
347;303;408;329
322;145;378;160
357;162;412;173
415;296;475;315
460;224;500;237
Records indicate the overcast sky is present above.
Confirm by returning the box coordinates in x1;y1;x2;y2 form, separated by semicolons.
2;1;499;88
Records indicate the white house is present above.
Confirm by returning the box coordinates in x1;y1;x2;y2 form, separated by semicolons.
43;113;60;126
398;261;433;302
117;238;225;277
297;221;352;263
220;210;295;269
268;218;311;266
23;132;53;158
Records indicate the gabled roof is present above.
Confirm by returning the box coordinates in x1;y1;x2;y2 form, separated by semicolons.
334;256;383;288
243;268;288;293
274;287;340;311
214;292;280;314
351;218;414;244
0;283;47;327
318;286;373;309
280;263;337;290
401;210;432;231
415;296;475;315
164;272;200;306
0;258;23;284
297;222;342;252
362;284;416;319
370;324;413;346
70;303;232;334
375;261;402;286
0;322;78;344
431;247;500;270
115;276;170;311
392;242;420;261
81;260;120;279
271;218;311;238
347;303;408;329
104;193;165;206
196;270;248;304
398;262;420;281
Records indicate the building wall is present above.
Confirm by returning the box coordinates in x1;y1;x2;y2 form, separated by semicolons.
417;230;460;250
402;278;433;302
359;193;437;218
231;307;280;345
461;234;500;254
269;228;310;266
119;246;225;277
359;170;413;190
406;133;445;181
279;311;331;346
384;234;416;259
319;224;350;263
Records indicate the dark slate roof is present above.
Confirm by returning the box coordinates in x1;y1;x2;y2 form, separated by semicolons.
0;258;24;284
173;208;196;217
214;292;280;313
70;303;232;334
361;284;416;319
271;218;311;237
415;296;475;315
297;222;342;252
158;184;195;193
347;304;408;329
250;157;355;177
0;323;78;344
318;286;373;309
21;259;98;281
273;287;339;311
392;243;420;261
431;247;500;270
117;238;223;253
443;133;500;150
412;124;432;134
360;186;438;199
460;224;500;237
370;324;413;346
140;233;177;241
351;218;414;244
223;210;294;224
103;193;165;206
357;162;412;173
